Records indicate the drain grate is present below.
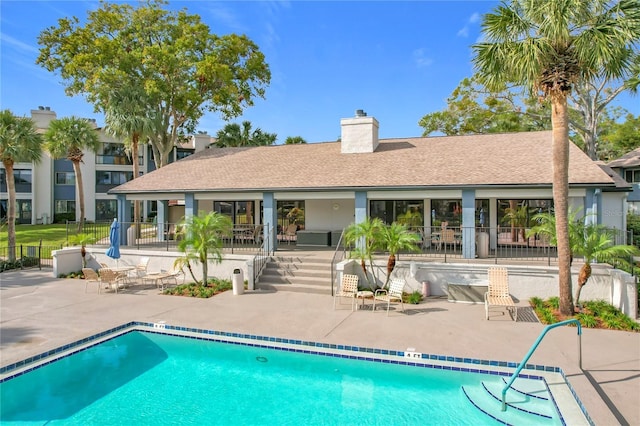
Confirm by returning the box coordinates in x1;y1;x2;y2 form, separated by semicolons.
516;306;539;323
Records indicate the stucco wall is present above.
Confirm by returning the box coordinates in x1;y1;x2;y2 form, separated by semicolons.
336;259;638;318
53;247;254;289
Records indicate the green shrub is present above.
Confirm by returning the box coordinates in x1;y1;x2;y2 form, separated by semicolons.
404;291;423;304
164;277;232;298
576;313;598;328
529;296;544;309
547;297;560;310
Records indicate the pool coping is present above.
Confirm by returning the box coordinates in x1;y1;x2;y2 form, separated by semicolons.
0;321;592;425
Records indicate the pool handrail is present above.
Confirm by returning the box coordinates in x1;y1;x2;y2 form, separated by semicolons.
501;318;582;411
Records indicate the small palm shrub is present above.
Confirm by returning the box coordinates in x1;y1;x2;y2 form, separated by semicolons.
530;297;638;331
404;291;423;304
164;277;232;298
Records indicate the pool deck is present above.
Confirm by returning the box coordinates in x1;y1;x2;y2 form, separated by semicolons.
1;268;639;425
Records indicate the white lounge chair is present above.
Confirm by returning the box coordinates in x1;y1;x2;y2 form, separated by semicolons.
373;279;406;316
484;267;517;321
334;274;359;311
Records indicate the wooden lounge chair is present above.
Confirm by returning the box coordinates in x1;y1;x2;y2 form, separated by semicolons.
373;278;405;316
484;267;517;321
82;268;101;293
334;274;359;311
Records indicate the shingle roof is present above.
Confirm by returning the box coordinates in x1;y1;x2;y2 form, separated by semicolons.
606;148;640;168
111;130;615;194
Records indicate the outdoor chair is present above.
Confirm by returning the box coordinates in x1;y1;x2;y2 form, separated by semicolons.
439;229;457;251
373;278;406;316
333;274;359;311
134;257;150;281
282;224;298;244
484;267;517;321
98;268;128;293
82;268;101;293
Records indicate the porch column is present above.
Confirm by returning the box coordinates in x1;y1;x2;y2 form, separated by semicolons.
584;188;600;225
184;192;197;219
116;194;131;245
461;189;476;259
156;200;168;241
263;192;277;252
354;191;368;249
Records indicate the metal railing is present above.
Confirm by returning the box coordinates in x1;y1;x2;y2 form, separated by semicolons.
501;319;582;412
330;229;346;296
0;242;62;271
252;224;273;287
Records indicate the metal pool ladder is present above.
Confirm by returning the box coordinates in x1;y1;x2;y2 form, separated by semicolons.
501;319;582;411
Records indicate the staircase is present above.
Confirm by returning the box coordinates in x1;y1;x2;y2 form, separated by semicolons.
256;252;334;295
461;377;563;425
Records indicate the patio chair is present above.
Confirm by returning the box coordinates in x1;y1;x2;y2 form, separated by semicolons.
439;229;457;251
282;224;298;244
333;274;359;311
98;268;127;293
82;268;101;293
134;257;150;281
484;267;517;321
373;278;406;316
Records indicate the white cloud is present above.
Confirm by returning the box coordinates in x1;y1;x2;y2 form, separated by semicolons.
413;48;433;68
0;33;39;54
457;12;482;38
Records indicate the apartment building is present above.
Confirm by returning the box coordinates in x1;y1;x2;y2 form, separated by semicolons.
0;107;211;224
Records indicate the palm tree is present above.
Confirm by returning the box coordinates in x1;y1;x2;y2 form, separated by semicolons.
343;217;384;289
0;110;43;261
284;136;307;144
44;117;100;233
104;89;155;231
176;211;233;286
573;222;639;308
68;233;96;268
473;0;640;316
502;202;529;242
378;222;421;287
214;121;276;147
528;209;639;309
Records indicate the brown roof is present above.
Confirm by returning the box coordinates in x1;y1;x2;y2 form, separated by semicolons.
111;130;616;194
606;148;640;168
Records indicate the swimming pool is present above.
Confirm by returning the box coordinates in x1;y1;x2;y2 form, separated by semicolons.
0;323;589;425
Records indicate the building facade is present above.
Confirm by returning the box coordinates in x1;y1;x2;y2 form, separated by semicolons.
0;107;211;224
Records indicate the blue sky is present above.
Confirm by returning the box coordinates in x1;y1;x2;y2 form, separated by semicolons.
1;0;638;145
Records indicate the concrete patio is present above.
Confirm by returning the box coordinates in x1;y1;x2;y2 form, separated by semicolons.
1;268;638;425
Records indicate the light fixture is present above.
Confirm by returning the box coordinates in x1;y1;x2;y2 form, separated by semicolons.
333;203;340;211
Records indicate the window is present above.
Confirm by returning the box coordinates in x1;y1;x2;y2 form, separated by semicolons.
214;201;256;225
96;142;133;165
55;200;76;214
370;200;424;226
96;200;117;221
430;199;462;226
625;169;640;183
96;171;133;185
55;172;75;185
277;201;304;231
497;199;552;229
176;149;194;160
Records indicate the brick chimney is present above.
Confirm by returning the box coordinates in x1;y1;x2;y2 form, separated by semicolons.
340;109;379;153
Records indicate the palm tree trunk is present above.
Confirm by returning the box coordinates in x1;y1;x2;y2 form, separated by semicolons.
386;254;396;287
575;262;591;309
73;160;85;233
552;97;574;316
202;254;208;286
3;159;17;261
132;135;140;237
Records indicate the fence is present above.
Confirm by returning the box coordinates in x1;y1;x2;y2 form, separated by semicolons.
0;242;63;271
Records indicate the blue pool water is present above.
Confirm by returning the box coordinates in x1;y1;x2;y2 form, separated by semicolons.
0;330;561;425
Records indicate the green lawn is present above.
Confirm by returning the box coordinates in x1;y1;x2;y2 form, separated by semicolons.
2;224;75;248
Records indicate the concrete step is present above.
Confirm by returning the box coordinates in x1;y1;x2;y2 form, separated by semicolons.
257;254;334;295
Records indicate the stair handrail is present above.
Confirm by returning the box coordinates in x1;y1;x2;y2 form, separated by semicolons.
501;318;582;411
330;229;346;296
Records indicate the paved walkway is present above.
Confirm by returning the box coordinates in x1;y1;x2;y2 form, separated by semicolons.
1;269;639;425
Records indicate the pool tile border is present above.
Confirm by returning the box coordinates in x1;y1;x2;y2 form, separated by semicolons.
0;321;593;425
